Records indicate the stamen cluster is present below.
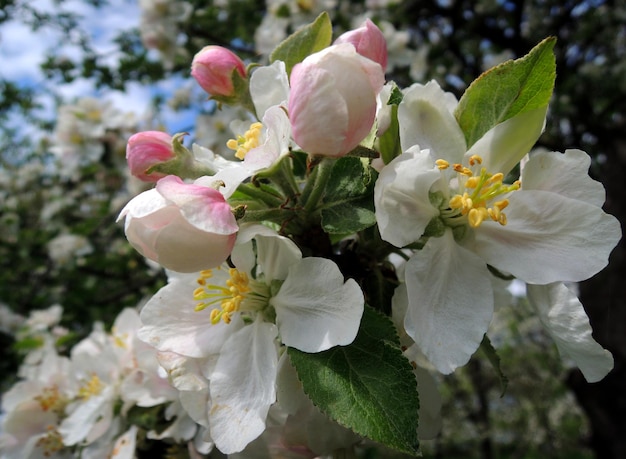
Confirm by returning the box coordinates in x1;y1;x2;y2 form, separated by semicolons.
437;155;520;228
193;268;251;324
227;122;263;160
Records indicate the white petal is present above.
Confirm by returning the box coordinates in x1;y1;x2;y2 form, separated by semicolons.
117;188;167;222
398;80;466;161
209;320;278;454
472;190;621;284
232;225;302;281
250;61;290;118
521;149;606;207
374;148;442;247
59;386;114;446
244;105;291;170
403;230;494;374
138;274;244;358
527;282;614;382
271;257;364;352
467;105;547;176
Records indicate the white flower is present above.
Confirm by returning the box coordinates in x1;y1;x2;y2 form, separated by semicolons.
375;81;621;374
196;104;292;198
138;225;364;453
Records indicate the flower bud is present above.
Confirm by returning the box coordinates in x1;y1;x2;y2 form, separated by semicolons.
126;131;175;182
191;46;247;97
289;44;385;157
117;175;238;272
334;19;388;72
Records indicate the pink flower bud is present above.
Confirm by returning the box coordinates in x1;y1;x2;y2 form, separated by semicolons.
289;44;385;157
126;131;175;182
191;46;247;97
334;19;388;72
118;175;238;272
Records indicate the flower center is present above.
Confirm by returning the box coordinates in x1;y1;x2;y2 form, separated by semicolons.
437;155;520;228
35;426;65;456
77;374;104;400
226;122;263;160
194;268;252;324
35;385;67;415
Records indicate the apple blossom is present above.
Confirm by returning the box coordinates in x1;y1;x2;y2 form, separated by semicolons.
375;81;621;374
126;131;175;182
334;18;388;71
117;175;238;273
137;225;364;453
191;45;247;98
288;43;385;157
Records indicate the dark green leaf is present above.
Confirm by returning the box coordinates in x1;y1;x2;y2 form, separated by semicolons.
288;306;420;455
320;157;376;234
269;12;332;75
455;37;556;148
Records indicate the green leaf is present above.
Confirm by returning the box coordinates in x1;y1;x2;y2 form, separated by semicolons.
288;306;420;455
455;37;556;148
479;335;509;396
269;12;332;75
320;157;376;234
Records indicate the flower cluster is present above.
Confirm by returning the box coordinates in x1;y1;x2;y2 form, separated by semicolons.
2;12;621;459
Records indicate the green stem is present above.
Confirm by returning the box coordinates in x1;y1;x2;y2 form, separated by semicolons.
235;183;285;208
237;208;293;225
301;157;334;214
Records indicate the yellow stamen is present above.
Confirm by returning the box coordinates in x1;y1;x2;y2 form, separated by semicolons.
435;159;449;170
77;374;104;400
227;122;263;160
469;154;483;166
35;385;66;414
194;268;250;325
439;154;519;228
35;426;64;456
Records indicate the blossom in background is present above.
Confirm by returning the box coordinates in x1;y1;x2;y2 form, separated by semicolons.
46;233;93;267
138;0;192;68
374;81;621;374
289;43;385;156
50;98;136;181
117;175;239;273
138;225;364;453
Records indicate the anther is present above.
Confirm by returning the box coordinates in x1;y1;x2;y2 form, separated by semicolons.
435;159;450;170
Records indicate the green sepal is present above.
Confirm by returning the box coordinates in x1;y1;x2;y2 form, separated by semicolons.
455;37;557;148
269;12;332;75
378;104;401;165
387;84;404;105
479;334;509;396
288;306;420;455
210;68;256;115
146;132;216;179
319;157;377;234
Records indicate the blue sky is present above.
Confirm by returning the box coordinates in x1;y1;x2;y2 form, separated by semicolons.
0;0;194;136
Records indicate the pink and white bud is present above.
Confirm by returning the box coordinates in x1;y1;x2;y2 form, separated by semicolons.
126;131;175;182
118;175;238;273
289;43;385;157
334;19;388;72
191;46;246;97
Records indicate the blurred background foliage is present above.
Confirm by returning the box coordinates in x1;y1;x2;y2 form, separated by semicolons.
1;0;625;457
